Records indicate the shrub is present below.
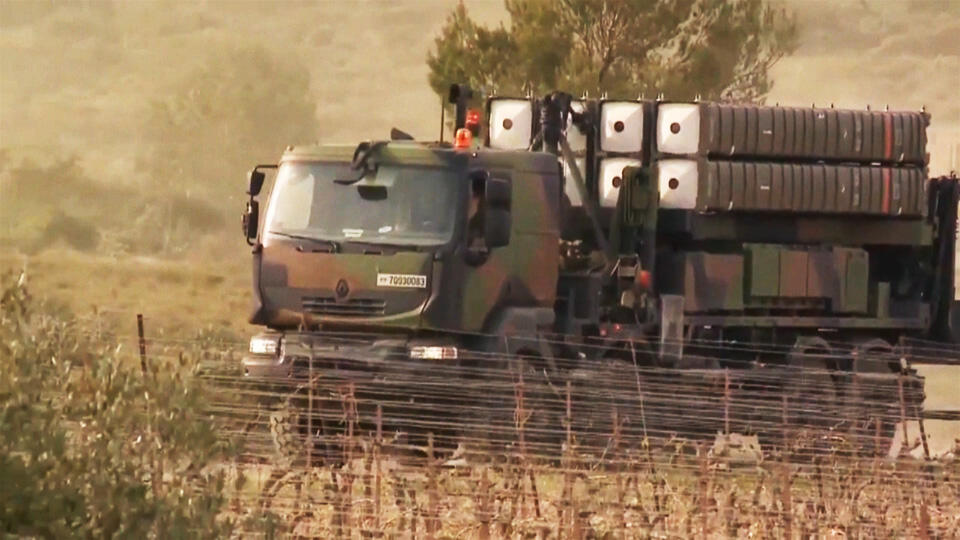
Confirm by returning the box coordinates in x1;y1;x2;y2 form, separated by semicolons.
0;272;235;537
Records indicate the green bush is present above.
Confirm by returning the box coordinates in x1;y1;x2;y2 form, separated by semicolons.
0;154;228;255
0;273;235;537
35;213;101;252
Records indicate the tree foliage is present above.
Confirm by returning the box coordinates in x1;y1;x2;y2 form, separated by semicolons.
428;0;797;102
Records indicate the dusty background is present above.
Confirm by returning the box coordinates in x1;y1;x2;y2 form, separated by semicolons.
2;1;956;175
1;0;958;450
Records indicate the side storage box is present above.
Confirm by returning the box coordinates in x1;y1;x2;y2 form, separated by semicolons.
656;252;744;313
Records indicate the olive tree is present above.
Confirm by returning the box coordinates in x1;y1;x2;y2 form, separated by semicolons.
428;0;797;102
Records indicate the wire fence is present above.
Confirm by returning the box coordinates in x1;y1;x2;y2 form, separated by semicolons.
112;319;960;539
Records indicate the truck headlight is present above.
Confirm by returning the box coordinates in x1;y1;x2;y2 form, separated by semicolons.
409;346;458;360
249;335;279;355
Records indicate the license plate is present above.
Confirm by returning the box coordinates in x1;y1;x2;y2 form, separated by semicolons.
376;273;427;289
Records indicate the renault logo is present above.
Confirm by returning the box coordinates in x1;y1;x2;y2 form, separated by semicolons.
335;279;350;298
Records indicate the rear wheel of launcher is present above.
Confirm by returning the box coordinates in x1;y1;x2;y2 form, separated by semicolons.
509;349;566;462
839;338;906;457
783;336;843;457
568;339;664;455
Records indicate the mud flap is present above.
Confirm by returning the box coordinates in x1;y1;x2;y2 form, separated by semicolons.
659;294;684;366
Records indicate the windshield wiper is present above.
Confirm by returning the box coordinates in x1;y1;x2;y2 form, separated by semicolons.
269;231;341;252
343;239;422;252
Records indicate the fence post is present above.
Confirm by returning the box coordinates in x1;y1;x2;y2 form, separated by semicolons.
514;362;527;519
137;313;147;374
478;467;491;540
307;340;314;472
723;369;730;434
427;432;438;540
697;443;708;540
562;380;573;538
898;376;909;454
613;406;626;536
375;404;382;534
136;313;161;500
781;393;789;458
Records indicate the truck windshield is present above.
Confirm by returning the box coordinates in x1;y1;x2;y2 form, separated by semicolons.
264;162;460;247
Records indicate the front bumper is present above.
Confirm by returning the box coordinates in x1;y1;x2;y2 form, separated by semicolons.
241;334;458;383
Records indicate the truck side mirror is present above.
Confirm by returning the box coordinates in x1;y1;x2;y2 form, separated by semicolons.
484;208;511;248
483;176;512;248
484;176;511;208
242;199;259;244
448;83;474;131
466;170;512;260
248;169;266;196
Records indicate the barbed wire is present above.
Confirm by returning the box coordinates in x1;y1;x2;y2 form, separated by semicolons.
43;315;960;537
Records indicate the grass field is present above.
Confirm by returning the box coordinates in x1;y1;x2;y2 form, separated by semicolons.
0;248;249;340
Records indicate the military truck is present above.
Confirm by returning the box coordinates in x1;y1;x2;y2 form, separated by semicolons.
241;84;957;455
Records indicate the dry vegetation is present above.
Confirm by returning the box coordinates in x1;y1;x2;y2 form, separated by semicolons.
221;446;960;538
0;249;248;339
3;266;959;537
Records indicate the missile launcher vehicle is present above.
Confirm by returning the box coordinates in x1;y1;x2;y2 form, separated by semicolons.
241;84;958;459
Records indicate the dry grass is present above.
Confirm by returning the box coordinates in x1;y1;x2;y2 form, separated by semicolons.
219;434;960;538
0;248;249;339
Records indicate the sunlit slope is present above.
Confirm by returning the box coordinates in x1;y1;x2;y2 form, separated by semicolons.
0;1;504;172
1;1;954;173
769;0;960;174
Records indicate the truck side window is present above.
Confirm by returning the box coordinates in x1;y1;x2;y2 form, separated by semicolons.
467;176;485;249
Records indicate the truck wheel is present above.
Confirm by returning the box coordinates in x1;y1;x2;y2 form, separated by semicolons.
841;339;901;456
513;350;564;461
785;337;841;438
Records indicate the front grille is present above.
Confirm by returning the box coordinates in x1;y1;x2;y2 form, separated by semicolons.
302;296;386;316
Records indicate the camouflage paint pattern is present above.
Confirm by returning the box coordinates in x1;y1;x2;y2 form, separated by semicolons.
251;142;560;335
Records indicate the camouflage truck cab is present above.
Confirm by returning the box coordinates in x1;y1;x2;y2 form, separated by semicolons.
242;140;561;379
